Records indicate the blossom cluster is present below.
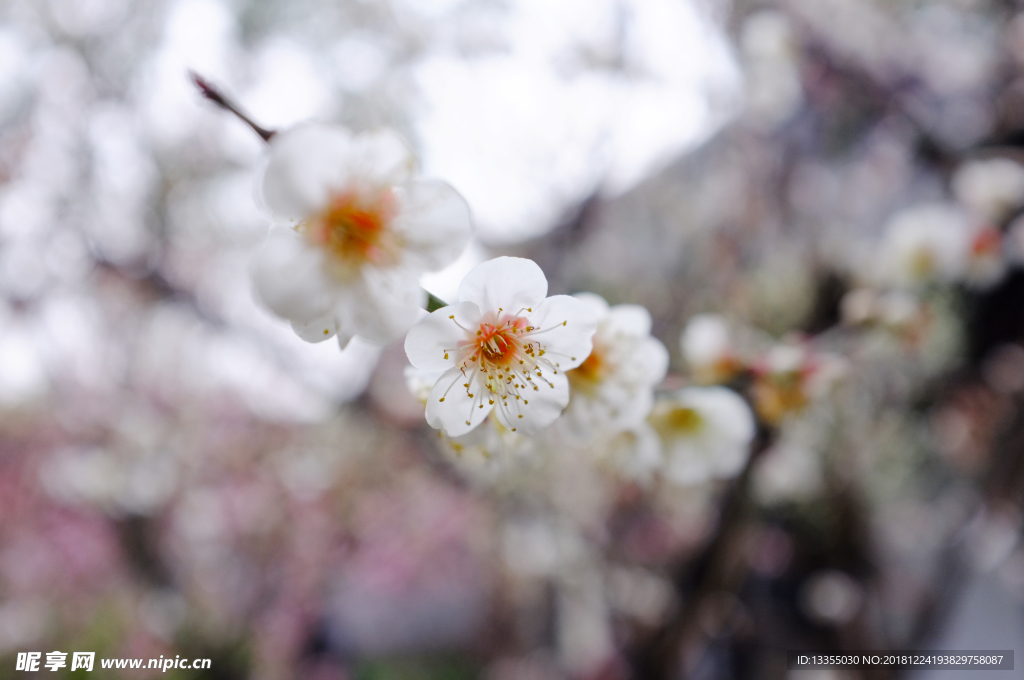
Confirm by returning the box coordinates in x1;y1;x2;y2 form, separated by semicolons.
244;123;771;489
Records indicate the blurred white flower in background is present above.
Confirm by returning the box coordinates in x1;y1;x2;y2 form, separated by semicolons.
752;436;824;505
750;340;847;426
583;424;663;484
953;158;1024;223
681;313;743;385
561;293;668;439
405;257;596;437
252;123;472;347
878;203;972;288
650;386;755;486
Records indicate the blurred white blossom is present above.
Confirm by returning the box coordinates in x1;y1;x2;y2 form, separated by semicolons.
560;293;668;439
681;313;742;385
650;386;755;486
252;123;472;347
879;204;972;288
953;158;1024;223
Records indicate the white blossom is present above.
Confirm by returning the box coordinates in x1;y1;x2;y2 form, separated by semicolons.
404;364;535;479
750;340;847;425
952;158;1024;222
650;386;755;485
752;439;824;504
405;257;597;437
251;123;472;347
964;224;1006;289
681;313;742;384
561;294;669;438
879;203;971;288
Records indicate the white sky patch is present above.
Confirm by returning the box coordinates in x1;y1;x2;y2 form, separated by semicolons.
242;38;331;129
412;0;740;243
418;239;486;304
140;0;237;145
330;34;392;93
0;325;48;405
0;29;31;124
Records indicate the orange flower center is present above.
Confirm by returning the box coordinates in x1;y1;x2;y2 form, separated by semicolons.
473;320;527;368
302;188;401;275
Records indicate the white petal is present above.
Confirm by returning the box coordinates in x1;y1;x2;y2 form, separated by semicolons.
458;257;547;315
405;301;481;371
426;367;494;437
290;312;337;343
261;124;353;220
527;294;597;370
607;304;653;336
338;267;426;344
692;386;755;446
607;387;655;430
348;129;415;187
572;292;611;321
393;180;473;271
404;366;446;404
664;440;716;485
682;314;731;366
637;336;670;385
492;372;569;434
251;227;335;324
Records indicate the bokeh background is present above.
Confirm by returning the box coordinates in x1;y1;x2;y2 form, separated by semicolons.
1;0;1023;678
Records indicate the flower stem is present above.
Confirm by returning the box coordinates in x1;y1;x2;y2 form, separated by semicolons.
190;71;276;143
426;292;449;312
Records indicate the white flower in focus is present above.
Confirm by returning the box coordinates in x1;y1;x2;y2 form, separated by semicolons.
880;204;970;288
404;364;535;480
561;294;669;438
252;124;472;347
681;313;742;384
953;158;1024;222
650;386;755;486
405;257;597;437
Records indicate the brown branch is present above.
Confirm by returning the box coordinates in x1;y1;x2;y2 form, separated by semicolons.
190;71;276;143
627;429;773;679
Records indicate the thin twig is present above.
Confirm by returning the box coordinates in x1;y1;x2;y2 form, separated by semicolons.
190;71;276;143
